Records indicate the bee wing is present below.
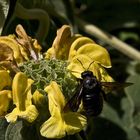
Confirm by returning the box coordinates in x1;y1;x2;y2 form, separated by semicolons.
64;84;83;112
100;82;133;91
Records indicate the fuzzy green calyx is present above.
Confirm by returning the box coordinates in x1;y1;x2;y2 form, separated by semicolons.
19;59;78;100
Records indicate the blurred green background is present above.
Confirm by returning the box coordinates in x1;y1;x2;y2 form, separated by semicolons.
0;0;140;140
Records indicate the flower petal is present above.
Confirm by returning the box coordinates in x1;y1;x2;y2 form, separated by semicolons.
40;116;65;139
67;54;94;78
67;54;111;81
0;70;11;90
44;47;55;59
42;82;66;138
44;81;65;113
0;35;24;64
5;108;18;122
19;105;39;123
64;112;87;135
32;90;46;107
77;43;111;68
41;81;87;139
0;90;11;116
45;25;81;60
68;36;95;60
5;105;38;123
25;79;34;107
40;111;87;139
99;66;114;82
32;39;42;54
12;72;28;110
51;25;72;60
15;24;41;60
0;43;14;61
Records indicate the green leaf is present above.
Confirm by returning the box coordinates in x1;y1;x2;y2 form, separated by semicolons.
5;121;24;140
125;74;140;109
102;100;138;140
125;74;140;134
0;0;10;35
133;113;140;129
101;103;121;125
0;118;9;140
5;120;39;140
121;97;140;140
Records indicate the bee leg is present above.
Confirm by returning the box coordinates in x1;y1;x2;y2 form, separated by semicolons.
101;90;107;101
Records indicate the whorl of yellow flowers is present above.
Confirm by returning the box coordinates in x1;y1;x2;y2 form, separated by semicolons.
45;25;113;82
0;24;113;139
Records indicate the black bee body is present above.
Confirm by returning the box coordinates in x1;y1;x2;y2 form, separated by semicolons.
64;68;132;117
64;70;106;117
81;71;104;116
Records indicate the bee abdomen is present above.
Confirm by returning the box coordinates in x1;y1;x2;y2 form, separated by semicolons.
83;93;103;117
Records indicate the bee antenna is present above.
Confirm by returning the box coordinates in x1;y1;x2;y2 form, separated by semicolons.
87;61;95;70
77;59;86;70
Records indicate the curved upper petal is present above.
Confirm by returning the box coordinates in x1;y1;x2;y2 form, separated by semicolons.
44;81;65;113
5;72;38;123
68;36;95;60
67;54;112;81
32;90;46;107
0;90;11;116
77;43;111;68
41;81;87;139
12;72;28;110
98;66;114;82
67;54;96;78
0;70;11;91
0;36;24;64
44;47;55;59
44;25;81;60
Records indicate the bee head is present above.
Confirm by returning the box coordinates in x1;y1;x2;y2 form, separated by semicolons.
76;59;95;77
81;71;94;78
82;71;98;89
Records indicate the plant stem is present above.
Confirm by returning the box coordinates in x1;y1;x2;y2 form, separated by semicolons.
15;3;50;44
76;18;140;62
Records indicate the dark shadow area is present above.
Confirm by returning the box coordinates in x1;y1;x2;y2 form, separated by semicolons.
87;117;127;140
106;91;125;118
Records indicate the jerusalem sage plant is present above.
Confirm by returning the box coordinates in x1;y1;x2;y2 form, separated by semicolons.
0;24;114;140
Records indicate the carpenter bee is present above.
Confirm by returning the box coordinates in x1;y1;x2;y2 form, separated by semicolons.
64;59;132;117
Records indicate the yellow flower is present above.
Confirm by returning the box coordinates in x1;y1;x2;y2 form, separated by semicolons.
67;53;113;82
5;72;38;123
40;81;87;139
45;25;96;61
45;25;113;83
0;24;42;69
0;90;11;116
15;24;42;61
67;34;112;81
32;90;46;107
0;70;12;116
0;70;11;91
45;25;81;60
0;35;24;64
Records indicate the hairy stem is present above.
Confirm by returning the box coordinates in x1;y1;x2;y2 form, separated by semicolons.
15;3;50;44
77;18;140;62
